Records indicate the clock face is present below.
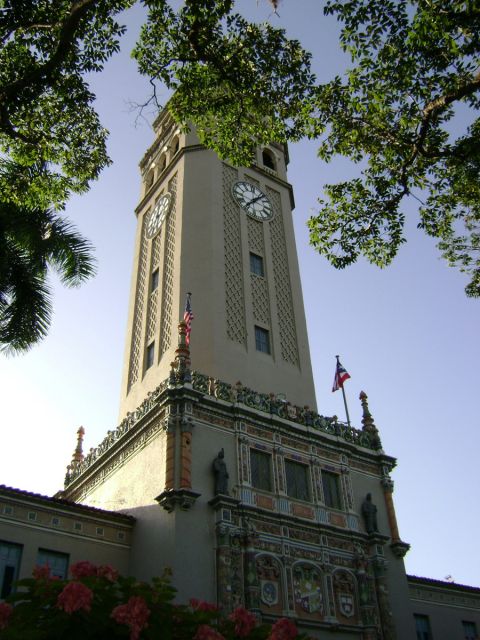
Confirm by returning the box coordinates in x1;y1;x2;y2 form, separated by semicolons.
232;181;273;221
146;193;172;239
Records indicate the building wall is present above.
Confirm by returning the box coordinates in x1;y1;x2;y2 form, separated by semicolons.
0;488;133;593
409;578;480;639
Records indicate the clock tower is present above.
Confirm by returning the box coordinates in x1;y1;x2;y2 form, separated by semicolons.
119;107;316;418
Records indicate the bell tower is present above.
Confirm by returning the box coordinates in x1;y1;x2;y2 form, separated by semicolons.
119;107;316;418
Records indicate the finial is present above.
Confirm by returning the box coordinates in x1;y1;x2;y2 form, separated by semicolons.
71;426;85;465
359;391;382;450
359;391;374;428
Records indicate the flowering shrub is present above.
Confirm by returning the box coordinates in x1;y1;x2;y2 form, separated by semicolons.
229;607;257;637
0;562;308;640
268;618;298;640
111;595;150;640
57;581;94;614
0;603;12;631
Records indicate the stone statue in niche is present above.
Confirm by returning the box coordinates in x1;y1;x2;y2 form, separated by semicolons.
361;493;379;534
212;448;229;495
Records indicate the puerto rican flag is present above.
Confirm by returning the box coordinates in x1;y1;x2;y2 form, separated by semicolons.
332;359;351;392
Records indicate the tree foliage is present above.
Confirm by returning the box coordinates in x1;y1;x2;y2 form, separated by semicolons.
307;0;480;297
0;0;132;352
2;0;479;353
132;0;317;165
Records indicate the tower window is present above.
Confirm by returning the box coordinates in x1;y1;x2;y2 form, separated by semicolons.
251;449;272;492
145;169;154;190
146;342;155;369
285;460;310;501
321;470;342;509
262;149;276;171
151;269;159;292
172;136;180;155
250;253;264;277
254;326;270;354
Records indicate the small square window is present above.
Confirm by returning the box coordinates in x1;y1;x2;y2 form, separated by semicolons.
414;614;432;640
3;506;13;515
151;269;159;292
146;342;155;369
250;253;264;277
321;471;343;509
28;511;37;521
96;527;104;536
74;522;82;531
255;326;270;354
51;517;60;526
463;621;478;640
117;531;125;541
251;449;272;492
285;459;310;501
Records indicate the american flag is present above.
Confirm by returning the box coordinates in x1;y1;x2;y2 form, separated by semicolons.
183;292;194;345
332;359;351;392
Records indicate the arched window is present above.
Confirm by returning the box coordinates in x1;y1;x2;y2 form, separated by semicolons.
159;153;167;172
262;149;276;171
145;168;154;190
171;136;180;155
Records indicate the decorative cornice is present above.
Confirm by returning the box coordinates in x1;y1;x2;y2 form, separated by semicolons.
64;370;386;492
191;372;382;451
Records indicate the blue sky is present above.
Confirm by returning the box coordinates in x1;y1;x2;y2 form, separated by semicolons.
1;1;478;586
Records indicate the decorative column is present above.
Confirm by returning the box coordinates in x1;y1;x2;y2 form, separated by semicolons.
216;524;235;613
243;522;261;613
180;415;194;489
354;547;380;640
373;559;397;640
381;475;410;558
164;414;176;490
155;321;200;512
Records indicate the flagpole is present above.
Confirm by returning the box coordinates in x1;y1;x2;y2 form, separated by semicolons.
336;355;351;428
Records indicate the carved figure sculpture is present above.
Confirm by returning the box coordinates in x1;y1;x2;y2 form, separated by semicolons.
361;493;379;534
213;448;229;495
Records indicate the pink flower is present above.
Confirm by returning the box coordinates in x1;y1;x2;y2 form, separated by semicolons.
96;564;119;582
111;596;150;640
70;560;98;579
228;607;257;637
33;564;51;580
0;602;13;630
57;582;93;614
268;618;298;640
190;598;218;612
194;624;225;640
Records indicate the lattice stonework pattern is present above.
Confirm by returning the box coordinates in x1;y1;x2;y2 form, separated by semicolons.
146;232;161;344
127;216;148;391
223;164;247;345
267;188;299;366
160;174;177;355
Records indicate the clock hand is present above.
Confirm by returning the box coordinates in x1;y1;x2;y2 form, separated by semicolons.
248;195;263;206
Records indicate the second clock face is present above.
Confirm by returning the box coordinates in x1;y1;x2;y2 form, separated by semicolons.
232;181;273;221
146;193;172;239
